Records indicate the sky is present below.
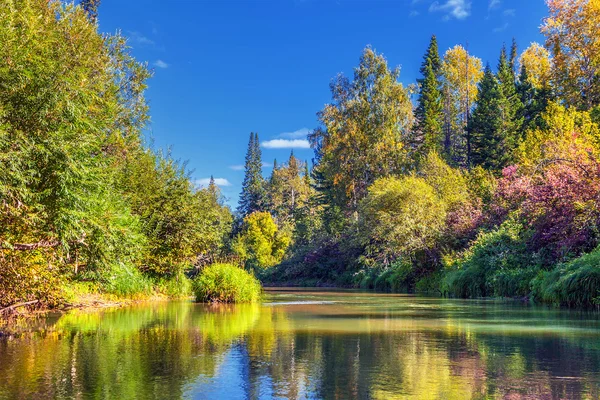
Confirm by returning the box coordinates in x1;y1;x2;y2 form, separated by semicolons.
96;0;548;207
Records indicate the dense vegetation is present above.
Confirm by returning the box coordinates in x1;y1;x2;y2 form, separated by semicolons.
0;0;232;308
2;0;600;309
193;263;261;303
235;0;600;308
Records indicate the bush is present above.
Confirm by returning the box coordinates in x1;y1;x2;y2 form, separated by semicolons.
193;263;262;303
442;216;535;298
533;247;600;308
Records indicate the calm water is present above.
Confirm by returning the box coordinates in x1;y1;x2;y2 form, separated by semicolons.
1;289;600;399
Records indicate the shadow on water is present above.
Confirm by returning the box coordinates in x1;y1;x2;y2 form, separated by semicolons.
1;289;600;399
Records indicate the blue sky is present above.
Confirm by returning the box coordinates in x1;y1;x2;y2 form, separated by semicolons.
96;0;548;206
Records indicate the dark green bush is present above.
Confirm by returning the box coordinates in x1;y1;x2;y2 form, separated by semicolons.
193;263;261;303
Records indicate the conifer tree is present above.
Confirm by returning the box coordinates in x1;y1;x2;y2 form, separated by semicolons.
469;65;504;170
497;45;524;154
413;36;444;160
509;38;518;77
238;132;265;217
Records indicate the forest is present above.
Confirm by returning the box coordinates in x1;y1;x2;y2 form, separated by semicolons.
2;0;600;310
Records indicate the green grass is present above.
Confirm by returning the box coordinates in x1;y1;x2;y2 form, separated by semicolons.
533;248;600;308
193;263;262;303
101;263;153;298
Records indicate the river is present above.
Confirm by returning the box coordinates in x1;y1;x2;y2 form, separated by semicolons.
1;288;599;399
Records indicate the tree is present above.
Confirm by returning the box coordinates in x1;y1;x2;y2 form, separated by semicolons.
238;132;265;217
496;45;524;155
468;65;505;170
266;151;311;226
517;65;549;133
232;211;290;269
509;38;518;77
80;0;100;23
518;42;552;90
310;47;414;214
441;45;484;167
413;36;444;161
359;176;446;265
542;0;600;110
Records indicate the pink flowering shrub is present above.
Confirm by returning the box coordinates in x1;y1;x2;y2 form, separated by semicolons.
494;157;600;258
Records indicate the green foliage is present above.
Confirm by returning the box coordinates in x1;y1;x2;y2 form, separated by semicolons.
193;263;262;303
0;0;232;306
101;263;153;298
310;47;414;213
533;247;600;308
443;217;535;298
238;132;266;217
232;211;290;269
413;36;444;160
359;176;446;264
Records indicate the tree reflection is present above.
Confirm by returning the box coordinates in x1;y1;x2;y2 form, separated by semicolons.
0;297;599;399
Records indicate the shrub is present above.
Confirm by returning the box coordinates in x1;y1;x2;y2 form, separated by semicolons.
193;263;261;303
442;216;535;298
533;247;600;308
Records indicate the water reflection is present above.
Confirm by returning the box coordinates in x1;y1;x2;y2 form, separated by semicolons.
1;290;600;399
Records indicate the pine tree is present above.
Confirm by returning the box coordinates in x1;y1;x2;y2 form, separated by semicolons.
238;132;265;217
469;65;504;170
497;45;524;155
509;38;518;78
517;65;551;133
413;35;444;161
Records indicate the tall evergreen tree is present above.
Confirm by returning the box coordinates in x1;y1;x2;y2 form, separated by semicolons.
509;38;518;77
413;35;444;161
238;132;265;217
517;64;552;134
497;45;524;154
469;65;504;170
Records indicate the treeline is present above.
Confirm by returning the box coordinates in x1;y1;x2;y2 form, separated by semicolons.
0;0;232;307
235;0;600;307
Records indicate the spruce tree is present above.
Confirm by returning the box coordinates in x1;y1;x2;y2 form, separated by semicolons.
497;45;524;155
469;65;504;170
413;35;444;161
517;65;551;133
238;132;265;217
509;38;518;78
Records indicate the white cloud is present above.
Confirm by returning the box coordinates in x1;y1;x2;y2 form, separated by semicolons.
196;178;231;187
229;165;244;171
409;10;420;17
488;0;501;10
153;60;169;69
429;0;471;20
128;31;155;46
503;8;516;17
277;127;310;139
261;139;311;149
